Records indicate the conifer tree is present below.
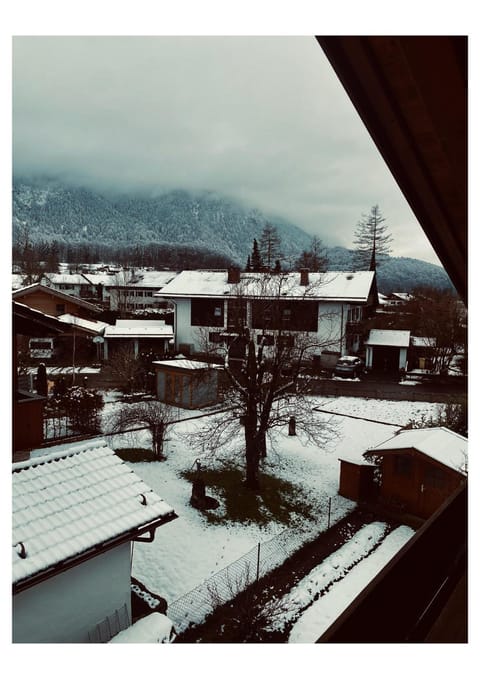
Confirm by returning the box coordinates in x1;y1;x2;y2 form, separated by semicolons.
353;204;393;271
259;223;282;270
250;239;262;272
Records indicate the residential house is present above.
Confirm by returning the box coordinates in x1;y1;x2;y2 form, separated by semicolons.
12;283;102;320
13;285;104;363
41;272;93;299
83;269;178;312
13;302;68;457
12;440;177;643
156;268;377;367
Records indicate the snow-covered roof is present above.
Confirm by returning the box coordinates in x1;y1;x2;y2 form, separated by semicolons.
156;270;375;302
366;427;467;475
365;329;411;347
109;613;175;643
128;270;178;289
104;320;173;338
82;273;116;286
12;440;176;587
58;314;108;334
43;273;90;285
153;359;217;371
411;336;436;348
12;283;102;312
391;292;412;301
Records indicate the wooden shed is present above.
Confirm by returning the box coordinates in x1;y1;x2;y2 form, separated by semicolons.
153;359;220;409
365;427;467;519
339;457;378;503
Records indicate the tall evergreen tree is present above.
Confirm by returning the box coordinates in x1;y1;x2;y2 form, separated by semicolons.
352;204;393;271
250;238;262;272
259;223;282;270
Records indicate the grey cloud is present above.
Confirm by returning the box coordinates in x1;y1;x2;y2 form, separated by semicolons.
13;35;440;264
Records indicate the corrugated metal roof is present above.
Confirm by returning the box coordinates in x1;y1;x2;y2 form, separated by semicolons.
366;427;467;475
12;442;176;586
156;270;375;302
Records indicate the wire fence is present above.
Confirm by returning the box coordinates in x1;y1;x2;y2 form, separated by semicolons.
167;497;346;635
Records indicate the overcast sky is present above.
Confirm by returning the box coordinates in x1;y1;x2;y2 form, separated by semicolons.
13;35;442;264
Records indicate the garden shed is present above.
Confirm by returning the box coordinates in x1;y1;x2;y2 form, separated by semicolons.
153;359;220;409
365;427;467;519
364;329;410;374
338;457;378;503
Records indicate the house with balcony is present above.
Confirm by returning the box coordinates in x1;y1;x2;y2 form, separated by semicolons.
12;439;177;643
155;267;377;368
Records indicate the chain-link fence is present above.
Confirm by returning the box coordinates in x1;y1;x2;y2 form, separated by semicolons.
167;497;346;634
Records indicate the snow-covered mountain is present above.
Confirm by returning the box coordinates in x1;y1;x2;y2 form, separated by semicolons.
12;178;311;263
12;178;453;293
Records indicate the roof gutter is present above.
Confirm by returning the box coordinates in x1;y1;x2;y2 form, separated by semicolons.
13;511;178;595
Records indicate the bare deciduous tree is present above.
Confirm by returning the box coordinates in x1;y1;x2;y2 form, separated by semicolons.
188;272;341;491
105;400;173;458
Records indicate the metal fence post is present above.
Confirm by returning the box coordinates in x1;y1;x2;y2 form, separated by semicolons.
256;542;261;581
327;497;332;529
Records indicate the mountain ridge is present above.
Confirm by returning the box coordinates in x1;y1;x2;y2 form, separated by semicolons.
12;178;453;294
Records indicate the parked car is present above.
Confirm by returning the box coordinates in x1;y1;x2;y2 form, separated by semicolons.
334;355;364;378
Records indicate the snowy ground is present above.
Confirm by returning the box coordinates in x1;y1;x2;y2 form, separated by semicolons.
93;392;441;633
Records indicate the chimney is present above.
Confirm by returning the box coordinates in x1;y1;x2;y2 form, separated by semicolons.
227;267;241;284
300;268;309;286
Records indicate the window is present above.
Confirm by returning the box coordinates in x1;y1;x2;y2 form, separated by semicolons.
191;299;224;327
348;306;363;322
425;466;447;489
394;455;413;477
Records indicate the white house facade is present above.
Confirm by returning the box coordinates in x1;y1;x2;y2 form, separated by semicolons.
156;268;377;365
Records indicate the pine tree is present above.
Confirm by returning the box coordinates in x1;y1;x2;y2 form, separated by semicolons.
245;255;252;272
250;239;262;272
352;204;393;271
259;223;282;270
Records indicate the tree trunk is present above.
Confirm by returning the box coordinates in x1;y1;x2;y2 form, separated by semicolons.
244;424;261;491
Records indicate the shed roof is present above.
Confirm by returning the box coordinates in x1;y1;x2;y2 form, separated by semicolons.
365;427;467;475
365;329;411;347
104;320;174;339
156;269;375;302
12;441;176;589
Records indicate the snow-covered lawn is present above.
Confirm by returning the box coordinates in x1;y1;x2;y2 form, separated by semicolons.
93;392;440;634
